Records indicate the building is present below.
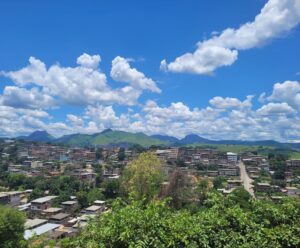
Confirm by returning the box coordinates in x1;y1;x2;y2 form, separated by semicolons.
227;152;238;163
24;223;60;240
61;200;78;214
0;191;23;206
72;170;96;187
227;180;242;189
285;187;300;196
25;218;48;230
30;196;58;212
286;160;300;169
84;205;102;214
219;167;239;176
43;207;62;218
256;182;271;192
49;213;70;225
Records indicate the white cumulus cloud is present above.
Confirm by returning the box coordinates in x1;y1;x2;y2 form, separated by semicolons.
111;56;161;93
161;0;300;74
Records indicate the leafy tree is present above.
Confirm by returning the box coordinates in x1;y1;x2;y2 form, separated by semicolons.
118;147;125;161
96;148;103;160
61;195;300;248
76;191;89;208
87;188;105;204
101;179;120;199
213;176;224;189
195;178;210;204
227;187;252;209
28;188;44;201
122;152;163;201
0;205;27;248
161;168;189;208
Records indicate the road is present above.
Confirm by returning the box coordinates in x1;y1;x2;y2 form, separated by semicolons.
238;162;255;197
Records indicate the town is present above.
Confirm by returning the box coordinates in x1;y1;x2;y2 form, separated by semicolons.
0;138;299;243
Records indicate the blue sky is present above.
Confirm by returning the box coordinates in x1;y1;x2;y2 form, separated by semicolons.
0;0;300;141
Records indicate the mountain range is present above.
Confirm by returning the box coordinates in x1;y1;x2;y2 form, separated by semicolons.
15;129;300;150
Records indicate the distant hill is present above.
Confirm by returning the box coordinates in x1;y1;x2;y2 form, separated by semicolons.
180;134;212;144
17;130;54;142
16;130;300;149
54;129;169;147
151;135;180;143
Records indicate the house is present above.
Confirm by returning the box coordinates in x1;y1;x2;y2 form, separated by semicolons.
25;218;48;230
256;182;271;192
219;168;239;176
72;214;96;229
24;223;60;240
93;200;106;211
72;170;96;187
270;196;283;203
30;196;58;212
286;160;300;169
260;163;270;172
43;207;62;218
61;200;78;214
227;180;242;189
207;171;218;177
227;152;238;163
18;203;31;212
84;205;102;214
285;187;300;196
0;193;9;205
0;191;23;206
49;213;70;225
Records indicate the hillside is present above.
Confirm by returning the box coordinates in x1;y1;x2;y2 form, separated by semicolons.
17;131;54;142
16;130;300;149
53;129;169;147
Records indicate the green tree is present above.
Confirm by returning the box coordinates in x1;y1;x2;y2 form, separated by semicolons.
118;147;126;161
213;176;224;189
0;205;27;248
122;152;163;201
87;188;105;205
61;195;300;248
102;179;120;199
76;191;89;208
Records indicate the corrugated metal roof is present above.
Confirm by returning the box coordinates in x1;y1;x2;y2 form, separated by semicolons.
31;196;58;203
25;218;47;229
24;223;60;240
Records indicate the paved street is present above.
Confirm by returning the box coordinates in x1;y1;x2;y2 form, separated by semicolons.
238;162;255;197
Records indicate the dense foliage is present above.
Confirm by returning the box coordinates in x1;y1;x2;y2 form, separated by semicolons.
59;152;300;248
0;205;26;248
62;193;300;248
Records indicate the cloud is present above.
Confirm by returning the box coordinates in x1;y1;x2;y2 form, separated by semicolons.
67;114;84;127
1;86;56;109
1;53;300;142
111;56;161;93
266;80;300;108
209;96;253;109
76;53;101;69
1;54;156;106
162;0;300;74
84;105;131;130
0;104;50;136
256;102;296;116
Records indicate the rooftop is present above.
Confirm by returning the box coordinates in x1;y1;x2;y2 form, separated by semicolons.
43;207;62;213
227;152;237;156
24;223;60;240
25;218;47;229
50;213;70;220
61;200;77;205
85;205;102;212
31;196;58;204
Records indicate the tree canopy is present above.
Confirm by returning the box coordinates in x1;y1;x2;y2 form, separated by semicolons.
0;205;26;248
